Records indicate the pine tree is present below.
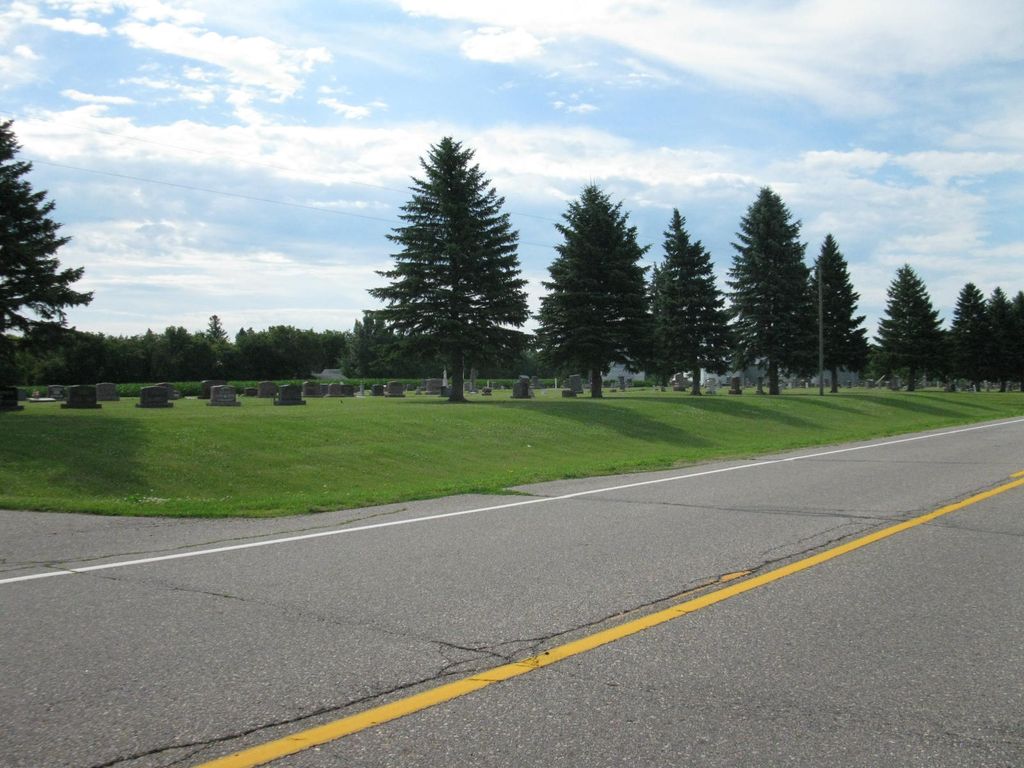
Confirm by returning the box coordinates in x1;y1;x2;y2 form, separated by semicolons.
651;209;731;395
949;282;989;389
813;234;869;393
985;287;1014;391
728;187;814;394
535;184;649;398
875;265;944;391
1009;290;1024;392
369;137;529;402
205;314;228;344
0;119;92;380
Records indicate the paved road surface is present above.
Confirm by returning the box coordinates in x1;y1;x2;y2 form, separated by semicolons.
1;418;1022;767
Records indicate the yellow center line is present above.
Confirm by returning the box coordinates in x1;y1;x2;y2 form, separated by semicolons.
197;473;1024;768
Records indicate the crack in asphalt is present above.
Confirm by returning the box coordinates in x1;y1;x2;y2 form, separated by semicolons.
518;492;911;522
57;503;1014;767
75;523;882;768
80;666;472;768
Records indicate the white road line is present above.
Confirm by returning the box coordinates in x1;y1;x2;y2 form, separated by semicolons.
3;417;1023;587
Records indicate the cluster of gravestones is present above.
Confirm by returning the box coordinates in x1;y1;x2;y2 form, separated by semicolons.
1;373;596;413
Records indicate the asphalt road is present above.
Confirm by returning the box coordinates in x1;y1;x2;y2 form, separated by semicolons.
1;417;1022;767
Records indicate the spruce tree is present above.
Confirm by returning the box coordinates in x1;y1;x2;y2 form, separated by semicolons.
535;184;649;398
0;119;92;381
985;287;1014;391
728;187;814;394
370;137;529;402
875;265;944;391
814;234;869;392
1013;291;1024;392
651;209;731;395
949;282;989;389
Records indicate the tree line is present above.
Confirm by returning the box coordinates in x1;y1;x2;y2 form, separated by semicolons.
373;138;1024;400
2;124;1023;396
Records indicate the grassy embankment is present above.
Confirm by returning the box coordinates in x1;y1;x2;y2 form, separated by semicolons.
1;389;1021;518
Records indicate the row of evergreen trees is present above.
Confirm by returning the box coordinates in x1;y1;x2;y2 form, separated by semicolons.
3;122;1023;394
374;138;1024;400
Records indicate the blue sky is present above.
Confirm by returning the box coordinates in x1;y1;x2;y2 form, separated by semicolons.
3;0;1023;338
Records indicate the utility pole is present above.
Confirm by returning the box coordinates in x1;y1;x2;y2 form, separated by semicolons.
818;261;825;396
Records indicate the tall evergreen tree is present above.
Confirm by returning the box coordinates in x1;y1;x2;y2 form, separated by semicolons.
875;265;944;391
728;187;814;394
985;287;1014;391
0;119;92;381
1010;290;1024;392
205;314;228;344
813;234;869;393
535;184;649;398
370;137;529;402
949;282;989;389
651;209;731;395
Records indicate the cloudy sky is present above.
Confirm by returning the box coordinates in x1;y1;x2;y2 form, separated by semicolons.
3;0;1023;339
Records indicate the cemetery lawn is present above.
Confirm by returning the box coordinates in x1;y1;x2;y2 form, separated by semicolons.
1;390;1022;518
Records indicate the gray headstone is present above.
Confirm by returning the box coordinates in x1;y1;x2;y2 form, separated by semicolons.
47;385;66;401
200;379;227;399
156;382;181;400
274;384;306;406
208;384;240;406
339;384;355;397
1;386;25;411
302;381;321;398
424;378;443;395
618;375;626;390
257;381;278;398
325;383;344;397
371;383;385;396
481;387;493;396
568;374;583;394
95;382;120;401
61;384;101;409
728;376;742;395
243;387;258;397
561;388;577;398
137;385;173;408
320;383;330;396
384;381;405;397
512;376;531;399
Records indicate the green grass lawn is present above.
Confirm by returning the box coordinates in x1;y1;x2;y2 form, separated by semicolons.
1;389;1021;517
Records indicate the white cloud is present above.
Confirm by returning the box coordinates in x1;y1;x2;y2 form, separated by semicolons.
394;0;1024;114
116;20;331;98
0;43;41;89
8;1;108;35
62;88;136;105
895;151;1024;185
318;97;388;120
123;75;217;104
460;26;543;63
